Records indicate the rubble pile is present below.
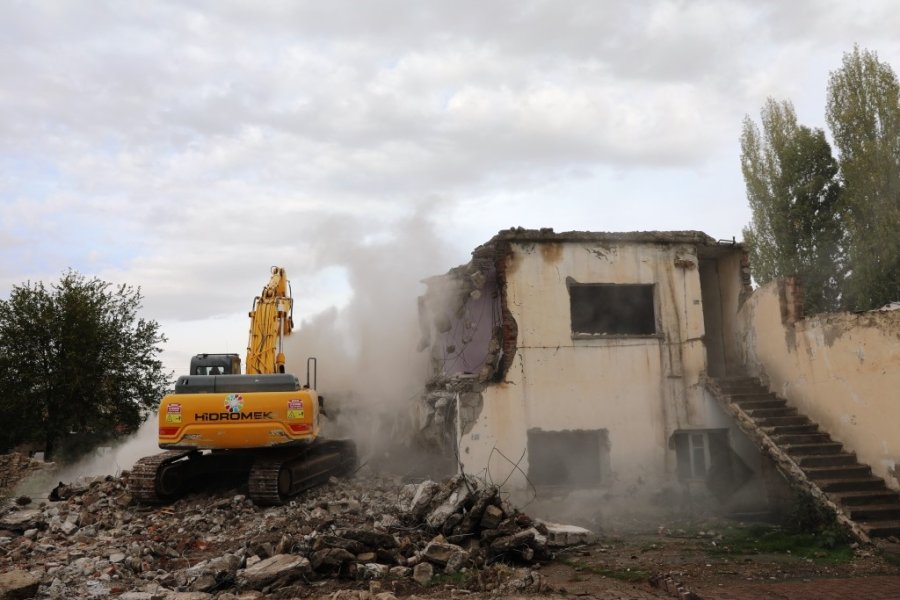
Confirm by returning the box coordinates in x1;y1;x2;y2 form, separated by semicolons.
0;469;594;599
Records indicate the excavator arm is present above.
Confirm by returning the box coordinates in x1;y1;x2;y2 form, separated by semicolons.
245;266;294;374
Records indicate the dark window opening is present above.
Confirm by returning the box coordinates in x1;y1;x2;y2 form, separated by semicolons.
569;283;656;335
528;429;609;487
674;429;728;481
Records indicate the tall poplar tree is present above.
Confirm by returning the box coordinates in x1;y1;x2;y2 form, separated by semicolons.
741;98;845;313
826;45;900;310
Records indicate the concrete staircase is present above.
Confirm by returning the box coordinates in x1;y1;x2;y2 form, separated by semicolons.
709;376;900;541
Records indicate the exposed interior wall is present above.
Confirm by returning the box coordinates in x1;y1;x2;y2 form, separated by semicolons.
737;280;900;490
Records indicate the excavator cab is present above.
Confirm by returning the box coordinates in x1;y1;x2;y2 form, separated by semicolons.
190;353;242;375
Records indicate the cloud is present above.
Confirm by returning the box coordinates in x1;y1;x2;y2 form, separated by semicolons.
1;0;899;375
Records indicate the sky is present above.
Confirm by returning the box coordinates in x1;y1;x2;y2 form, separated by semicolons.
2;0;899;379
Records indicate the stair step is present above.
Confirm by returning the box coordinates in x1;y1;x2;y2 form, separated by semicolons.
715;377;761;386
848;504;900;521
749;407;798;418
765;424;819;435
773;433;834;445
805;465;871;480
756;415;811;427
719;385;769;394
731;392;780;400
796;453;857;468
734;399;787;410
786;442;843;456
818;476;887;493
833;490;900;506
862;520;900;539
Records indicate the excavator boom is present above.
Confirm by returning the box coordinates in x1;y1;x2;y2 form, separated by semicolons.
246;266;294;374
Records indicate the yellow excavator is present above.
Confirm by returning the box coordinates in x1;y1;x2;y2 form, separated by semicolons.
129;266;356;505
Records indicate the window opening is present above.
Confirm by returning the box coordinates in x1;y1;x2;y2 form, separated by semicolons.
527;429;609;487
568;283;656;335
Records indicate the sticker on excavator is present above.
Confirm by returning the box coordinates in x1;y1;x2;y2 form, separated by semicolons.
167;403;181;413
287;399;305;419
165;413;182;424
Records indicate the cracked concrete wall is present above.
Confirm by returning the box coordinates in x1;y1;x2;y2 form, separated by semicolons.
457;239;716;493
737;280;900;491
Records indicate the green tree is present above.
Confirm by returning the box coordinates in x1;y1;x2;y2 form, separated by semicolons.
0;271;170;460
826;45;900;310
741;98;846;313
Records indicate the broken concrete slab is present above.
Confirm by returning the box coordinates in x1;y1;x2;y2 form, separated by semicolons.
421;539;467;566
237;554;310;589
0;569;39;600
339;528;398;549
539;521;598;547
0;510;43;532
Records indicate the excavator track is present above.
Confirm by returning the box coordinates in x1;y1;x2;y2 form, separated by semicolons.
129;450;196;504
248;439;358;506
130;441;357;506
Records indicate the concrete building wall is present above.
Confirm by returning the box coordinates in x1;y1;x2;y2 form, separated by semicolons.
458;240;711;490
736;280;900;491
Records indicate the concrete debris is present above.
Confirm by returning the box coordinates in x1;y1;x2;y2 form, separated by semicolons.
0;468;592;598
238;554;311;589
0;569;40;600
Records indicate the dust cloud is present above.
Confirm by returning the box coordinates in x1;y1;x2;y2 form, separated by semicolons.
14;420;158;500
283;209;453;474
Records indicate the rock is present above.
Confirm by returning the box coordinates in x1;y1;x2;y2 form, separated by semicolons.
238;554;310;589
422;540;466;566
311;547;356;572
374;514;400;529
0;569;40;600
408;481;441;519
361;563;389;579
489;528;535;554
58;519;78;535
163;593;214;600
540;521;597;547
389;566;411;578
313;535;366;554
373;593;398;600
425;478;473;530
340;528;398;549
0;509;43;532
445;550;467;574
412;562;433;585
109;552;126;564
119;593;153;600
479;504;504;530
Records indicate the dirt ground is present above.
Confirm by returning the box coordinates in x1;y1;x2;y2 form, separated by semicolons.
540;523;900;599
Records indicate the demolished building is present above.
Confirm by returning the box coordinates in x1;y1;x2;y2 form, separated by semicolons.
416;228;766;513
416;228;900;541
